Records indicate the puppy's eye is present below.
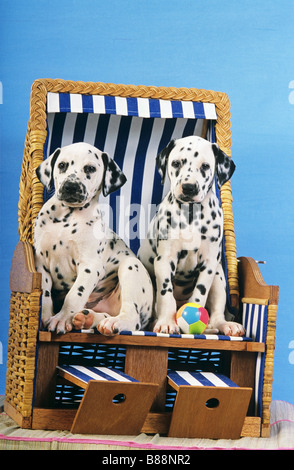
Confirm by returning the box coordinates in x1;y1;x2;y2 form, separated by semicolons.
171;160;181;169
201;163;210;171
84;165;96;174
58;162;68;173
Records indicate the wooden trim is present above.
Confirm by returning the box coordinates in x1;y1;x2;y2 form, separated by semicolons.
241;297;269;306
38;331;265;352
238;256;279;305
10;241;41;293
4;400;32;429
31;407;261;437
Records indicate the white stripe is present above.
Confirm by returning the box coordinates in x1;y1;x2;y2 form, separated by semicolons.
95;367;131;382
72;365;107;382
61;113;77;147
201;372;229;387
203;102;217;119
115;96;128;116
195;118;205;136
255;353;262;415
70;94;83;113
83;113;100;146
252;304;259;341
46;113;55;156
159;99;172;118
47;92;60;112
177;371;204;386
137;97;150;117
182;101;196;118
92;95;106;114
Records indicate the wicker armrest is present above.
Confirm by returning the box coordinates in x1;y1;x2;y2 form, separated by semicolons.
10;240;41;294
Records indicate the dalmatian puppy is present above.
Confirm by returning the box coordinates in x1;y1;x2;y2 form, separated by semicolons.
138;136;245;337
34;142;153;336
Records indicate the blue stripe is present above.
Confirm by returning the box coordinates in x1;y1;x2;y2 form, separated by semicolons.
73;113;88;143
49;113;66;154
262;305;268;342
192;373;215;387
63;365;96;384
193;102;205;119
109;115;133;233
168;371;190;386
149;99;161;117
82;95;94;113
104;96;116;114
215;373;238;387
59;93;71;112
171;100;183;118
182;118;198;137
127;97;138;116
94;114;111;151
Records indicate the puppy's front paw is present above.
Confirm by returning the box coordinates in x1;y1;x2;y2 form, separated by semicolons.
47;312;73;335
72;310;110;330
153;317;180;335
215;321;245;337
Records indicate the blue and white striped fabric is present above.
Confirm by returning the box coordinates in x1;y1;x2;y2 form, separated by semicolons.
168;371;238;388
242;301;268;418
45;93;216;253
116;330;251;341
57;365;138;384
47;93;217;120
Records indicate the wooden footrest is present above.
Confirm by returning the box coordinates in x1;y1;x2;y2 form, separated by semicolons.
167;371;252;439
57;366;158;435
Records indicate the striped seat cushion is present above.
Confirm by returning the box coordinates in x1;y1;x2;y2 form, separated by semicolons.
57;365;138;385
167;371;238;388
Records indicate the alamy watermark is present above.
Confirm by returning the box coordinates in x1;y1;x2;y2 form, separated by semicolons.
289;80;294;104
93;198;210;248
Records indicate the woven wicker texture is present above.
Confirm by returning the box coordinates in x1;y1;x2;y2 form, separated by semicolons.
6;291;41;418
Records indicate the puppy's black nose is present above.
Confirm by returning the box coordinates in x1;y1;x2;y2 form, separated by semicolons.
63;181;81;194
182;183;199;196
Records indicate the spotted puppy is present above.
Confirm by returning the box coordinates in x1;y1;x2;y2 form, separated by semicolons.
138;136;245;337
35;142;153;335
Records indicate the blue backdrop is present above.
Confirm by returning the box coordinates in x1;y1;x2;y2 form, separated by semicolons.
1;0;294;404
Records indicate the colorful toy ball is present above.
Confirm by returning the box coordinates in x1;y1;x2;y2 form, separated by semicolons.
176;303;209;334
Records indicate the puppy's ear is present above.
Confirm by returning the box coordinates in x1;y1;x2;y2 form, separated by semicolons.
102;152;127;196
156;140;175;184
36;148;61;190
212;144;236;188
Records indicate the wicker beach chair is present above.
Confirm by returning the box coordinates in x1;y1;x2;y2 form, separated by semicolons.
5;79;278;437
